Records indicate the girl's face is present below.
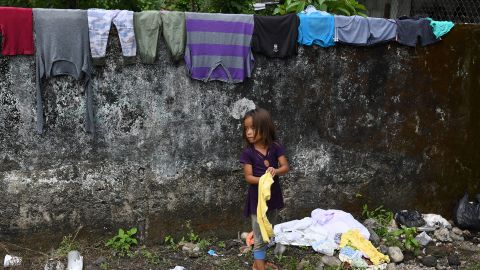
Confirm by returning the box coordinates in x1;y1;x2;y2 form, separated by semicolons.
244;116;262;144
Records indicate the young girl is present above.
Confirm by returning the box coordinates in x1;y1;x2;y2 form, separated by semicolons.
240;108;290;270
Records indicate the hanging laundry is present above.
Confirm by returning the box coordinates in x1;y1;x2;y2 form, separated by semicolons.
87;9;136;65
134;11;161;64
252;13;300;58
257;172;275;242
426;18;454;39
0;7;34;56
339;229;390;265
366;17;397;45
184;12;254;83
334;15;370;45
33;9;94;134
395;17;439;47
160;11;186;61
334;15;397;46
297;6;335;47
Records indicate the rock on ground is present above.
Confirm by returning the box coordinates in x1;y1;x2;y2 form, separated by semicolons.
388;246;404;263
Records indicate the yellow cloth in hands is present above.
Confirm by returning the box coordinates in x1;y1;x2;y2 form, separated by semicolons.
257;172;274;242
339;229;390;265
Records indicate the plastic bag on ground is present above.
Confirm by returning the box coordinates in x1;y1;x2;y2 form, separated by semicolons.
394;210;426;227
454;193;480;230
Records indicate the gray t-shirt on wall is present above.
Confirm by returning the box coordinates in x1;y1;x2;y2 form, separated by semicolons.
33;8;94;134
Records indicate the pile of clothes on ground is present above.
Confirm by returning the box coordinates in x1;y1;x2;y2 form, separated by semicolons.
273;209;390;269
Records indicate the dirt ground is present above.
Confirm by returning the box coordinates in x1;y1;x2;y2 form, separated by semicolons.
1;230;480;270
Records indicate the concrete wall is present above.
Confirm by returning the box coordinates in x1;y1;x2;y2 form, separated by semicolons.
1;25;479;243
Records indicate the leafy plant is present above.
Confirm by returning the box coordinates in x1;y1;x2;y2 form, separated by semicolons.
164;0;204;11
186;222;200;243
204;0;254;14
328;0;367;16
141;248;161;265
362;204;394;227
217;240;226;248
105;227;139;257
100;262;109;270
137;0;166;10
197;238;211;250
384;226;420;254
164;234;177;249
274;0;367;16
55;234;80;258
180;220;212;250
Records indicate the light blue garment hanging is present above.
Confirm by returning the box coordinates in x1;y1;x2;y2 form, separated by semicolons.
297;6;335;47
427;18;454;39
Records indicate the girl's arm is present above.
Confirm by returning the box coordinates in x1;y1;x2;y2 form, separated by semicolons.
243;164;260;185
266;155;290;177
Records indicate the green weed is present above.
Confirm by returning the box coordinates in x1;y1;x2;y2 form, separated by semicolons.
141;248;161;265
105;227;138;257
362;204;394;227
385;226;420;254
54;234;80;258
100;262;108;270
183;220;211;250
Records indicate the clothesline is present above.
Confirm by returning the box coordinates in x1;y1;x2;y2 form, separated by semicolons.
0;6;455;134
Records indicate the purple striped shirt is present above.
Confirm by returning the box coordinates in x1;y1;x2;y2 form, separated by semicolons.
184;12;254;83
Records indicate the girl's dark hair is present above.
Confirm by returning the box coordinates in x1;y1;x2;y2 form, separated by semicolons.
242;108;276;147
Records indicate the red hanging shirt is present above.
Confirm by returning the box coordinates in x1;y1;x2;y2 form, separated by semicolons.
0;7;34;55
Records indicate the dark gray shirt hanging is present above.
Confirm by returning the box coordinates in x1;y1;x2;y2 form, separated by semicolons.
33;8;94;134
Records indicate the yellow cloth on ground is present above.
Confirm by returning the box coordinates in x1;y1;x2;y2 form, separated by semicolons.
257;172;274;242
339;229;390;265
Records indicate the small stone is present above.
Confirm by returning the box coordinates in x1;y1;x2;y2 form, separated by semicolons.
387;246;404;263
386;262;396;270
364;218;380;230
297;259;310;270
452;227;463;236
321;256;341;267
240;232;249;240
450;231;465;242
181;242;201;258
463;230;471;237
434;228;452;242
368;227;380;246
447;254;461;266
378;245;389;254
421;256;437;267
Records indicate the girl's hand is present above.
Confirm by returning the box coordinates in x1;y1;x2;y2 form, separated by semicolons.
266;167;276;177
